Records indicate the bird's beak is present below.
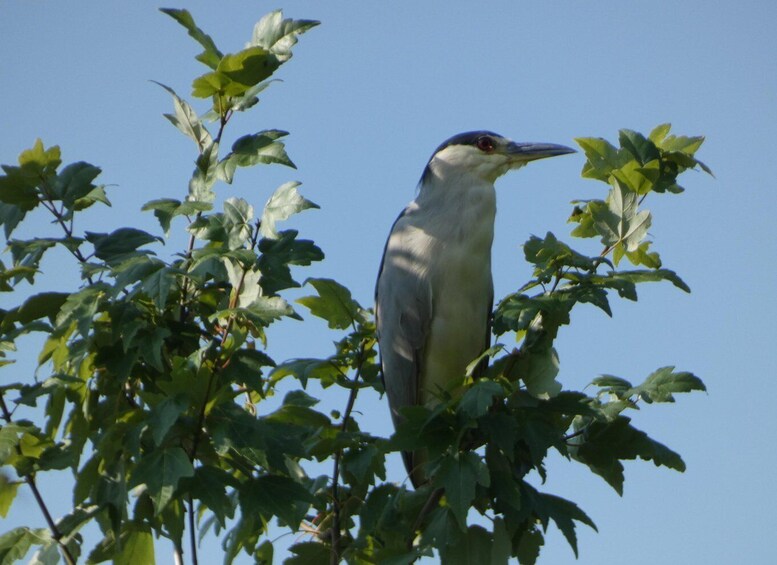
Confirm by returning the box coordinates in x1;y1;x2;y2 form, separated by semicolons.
505;141;576;164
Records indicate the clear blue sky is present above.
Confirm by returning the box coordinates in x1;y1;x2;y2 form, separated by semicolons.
2;1;776;563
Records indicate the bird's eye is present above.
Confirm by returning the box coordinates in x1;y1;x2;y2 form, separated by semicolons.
476;136;495;153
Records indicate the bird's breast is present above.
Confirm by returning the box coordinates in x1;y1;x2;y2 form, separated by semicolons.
418;182;496;403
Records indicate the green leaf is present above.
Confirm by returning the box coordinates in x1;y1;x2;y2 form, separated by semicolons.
141;266;178;309
573;136;627;181
502;344;562;400
442;525;494;565
0;202;27;239
13;292;69;324
210;296;294;328
0;478;20;517
219;46;280;88
154;81;213;150
648;123;672;144
458;380;504;419
591;374;633;397
255;540;274;565
282;389;319;408
285;541;330;565
56;284;107;338
625;241;661;268
141;198;212;235
611;159;660;195
567;200;600;239
222;197;254;249
128;447;194;514
523;232;601;282
0;527;52;564
0;166;40;210
574;416;686;494
85;228;162;263
146;395;189;446
188;141;219;203
521;483;597;558
29;541;60;565
619;129;660;165
435;452;490;530
342;445;385;486
49;161;102;209
296;278;361;330
222;349;275;391
591;178;651;253
114;525;156;565
260;181;318;239
515;526;544;565
270;357;344;388
257;230;324;295
217;130;295;184
248;10;319;61
628;366;706;403
610;268;690;293
18;139;61;173
240;474;313;528
160;8;223;69
184;466;236;528
359;482;400;536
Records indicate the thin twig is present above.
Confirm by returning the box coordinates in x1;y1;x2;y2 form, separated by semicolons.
187;495;199;565
37;190;95;286
0;393;76;565
330;339;367;565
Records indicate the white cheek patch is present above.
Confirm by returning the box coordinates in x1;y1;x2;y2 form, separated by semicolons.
434;145;510;180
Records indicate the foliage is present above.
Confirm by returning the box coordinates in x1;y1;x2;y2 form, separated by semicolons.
0;8;709;565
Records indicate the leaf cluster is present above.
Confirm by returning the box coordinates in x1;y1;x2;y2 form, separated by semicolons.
0;9;327;564
0;8;710;565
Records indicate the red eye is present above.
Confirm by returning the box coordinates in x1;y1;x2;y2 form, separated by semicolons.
476;136;495;152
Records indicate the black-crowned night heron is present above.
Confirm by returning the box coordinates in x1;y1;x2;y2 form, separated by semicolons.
375;131;574;487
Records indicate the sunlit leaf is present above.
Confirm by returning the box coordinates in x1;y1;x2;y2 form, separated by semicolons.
160;8;223;69
259;182;317;239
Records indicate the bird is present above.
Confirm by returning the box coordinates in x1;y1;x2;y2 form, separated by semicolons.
374;130;574;487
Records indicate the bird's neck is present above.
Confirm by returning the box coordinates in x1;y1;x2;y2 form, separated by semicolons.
415;173;497;246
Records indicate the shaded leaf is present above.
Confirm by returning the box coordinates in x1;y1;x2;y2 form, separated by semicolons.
241;475;313;528
458;380;504;419
296;278;361;330
522;483;596;558
435;452;489;530
128;447;194;514
85;228;161;263
217;130;295;184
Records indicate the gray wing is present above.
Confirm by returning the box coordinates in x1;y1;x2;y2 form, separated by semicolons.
375;208;432;431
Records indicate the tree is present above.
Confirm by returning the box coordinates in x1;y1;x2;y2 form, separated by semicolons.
0;9;709;564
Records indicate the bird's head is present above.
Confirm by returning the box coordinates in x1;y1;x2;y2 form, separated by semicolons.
421;130;575;185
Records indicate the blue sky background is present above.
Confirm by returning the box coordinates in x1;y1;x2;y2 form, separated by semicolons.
1;1;776;563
